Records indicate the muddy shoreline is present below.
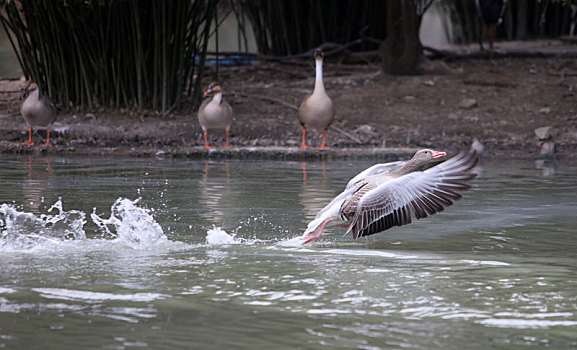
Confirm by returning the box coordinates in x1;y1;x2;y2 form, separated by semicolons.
2;43;577;162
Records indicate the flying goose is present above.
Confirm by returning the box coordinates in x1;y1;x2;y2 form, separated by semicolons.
301;149;478;243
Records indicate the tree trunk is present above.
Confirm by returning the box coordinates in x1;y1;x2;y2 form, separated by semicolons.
515;0;528;39
380;0;424;75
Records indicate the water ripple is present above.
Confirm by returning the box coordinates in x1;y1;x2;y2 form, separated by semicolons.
33;288;167;302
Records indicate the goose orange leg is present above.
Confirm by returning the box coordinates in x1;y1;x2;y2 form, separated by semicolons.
300;128;311;149
21;127;34;145
40;129;52;147
221;130;231;149
203;131;214;149
302;217;332;244
316;130;329;150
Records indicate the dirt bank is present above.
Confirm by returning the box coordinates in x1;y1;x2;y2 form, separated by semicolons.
1;42;577;161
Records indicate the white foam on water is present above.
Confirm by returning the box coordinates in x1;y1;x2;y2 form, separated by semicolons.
1;197;185;253
461;259;510;266
0;199;87;251
324;248;414;259
33;287;167;302
91;197;169;249
275;235;305;247
205;226;274;246
0;287;17;294
479;318;577;329
206;226;240;245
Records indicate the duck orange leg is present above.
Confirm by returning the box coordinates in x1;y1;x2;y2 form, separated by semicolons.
21;127;34;145
41;129;52;147
203;131;214;149
300;128;311;149
316;130;330;150
221;130;231;149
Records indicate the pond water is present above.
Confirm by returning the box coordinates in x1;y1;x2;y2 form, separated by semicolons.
0;154;576;349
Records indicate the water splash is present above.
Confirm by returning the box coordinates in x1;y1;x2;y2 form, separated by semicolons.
206;225;293;246
276;236;306;247
0;199;86;250
0;197;183;252
206;226;242;245
91;198;168;248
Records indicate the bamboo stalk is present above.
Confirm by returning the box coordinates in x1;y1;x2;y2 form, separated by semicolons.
1;0;215;113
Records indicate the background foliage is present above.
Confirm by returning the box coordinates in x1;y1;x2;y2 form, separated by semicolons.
1;0;217;112
1;0;574;111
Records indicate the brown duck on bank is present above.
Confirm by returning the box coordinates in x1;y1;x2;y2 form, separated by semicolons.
301;149;479;244
198;82;233;149
20;84;57;146
298;48;334;149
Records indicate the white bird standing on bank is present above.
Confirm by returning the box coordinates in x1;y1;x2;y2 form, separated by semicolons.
298;48;335;149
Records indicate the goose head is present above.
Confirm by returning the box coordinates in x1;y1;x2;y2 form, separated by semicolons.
203;82;222;97
19;82;37;100
19;87;30;100
313;48;324;61
398;149;447;174
413;149;447;162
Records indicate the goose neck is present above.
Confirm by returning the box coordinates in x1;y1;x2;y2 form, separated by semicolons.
29;89;40;101
397;158;423;175
212;92;222;104
314;59;325;94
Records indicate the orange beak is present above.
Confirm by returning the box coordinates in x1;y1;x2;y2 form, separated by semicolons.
431;150;447;159
203;88;212;96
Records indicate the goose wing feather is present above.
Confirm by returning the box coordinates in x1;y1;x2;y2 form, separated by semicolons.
345;161;406;190
315;160;405;220
344;151;478;239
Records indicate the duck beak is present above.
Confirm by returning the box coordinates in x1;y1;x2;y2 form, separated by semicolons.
431;150;447;159
203;88;212;96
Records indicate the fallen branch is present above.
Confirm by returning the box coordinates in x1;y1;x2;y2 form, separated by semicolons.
236;92;362;144
161;103;178;118
207;38;368;63
236;92;299;111
424;46;577;61
331;125;362;144
211;43;577;66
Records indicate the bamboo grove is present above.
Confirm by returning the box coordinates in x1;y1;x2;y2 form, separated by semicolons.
240;0;387;56
0;0;574;112
241;0;574;56
1;0;217;112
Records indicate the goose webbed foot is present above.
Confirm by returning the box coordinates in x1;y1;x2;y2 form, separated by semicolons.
301;218;332;244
